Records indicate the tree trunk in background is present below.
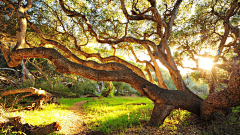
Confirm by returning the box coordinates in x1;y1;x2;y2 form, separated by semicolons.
103;81;115;97
94;83;101;93
27;59;53;90
99;81;105;91
21;60;35;87
152;57;168;89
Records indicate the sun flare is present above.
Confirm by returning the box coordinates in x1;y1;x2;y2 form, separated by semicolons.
199;57;213;70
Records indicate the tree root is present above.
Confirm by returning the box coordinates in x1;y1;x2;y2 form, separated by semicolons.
146;103;175;127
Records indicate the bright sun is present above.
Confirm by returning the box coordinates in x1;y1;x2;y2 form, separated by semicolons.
199;57;213;70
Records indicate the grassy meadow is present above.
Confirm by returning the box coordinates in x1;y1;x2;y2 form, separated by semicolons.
3;96;197;134
82;96;192;134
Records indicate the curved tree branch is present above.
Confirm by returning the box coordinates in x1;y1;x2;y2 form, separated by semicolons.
215;0;239;61
71;48;146;79
119;0;156;22
26;20;131;73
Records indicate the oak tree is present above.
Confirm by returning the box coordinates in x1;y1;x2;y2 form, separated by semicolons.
0;0;240;127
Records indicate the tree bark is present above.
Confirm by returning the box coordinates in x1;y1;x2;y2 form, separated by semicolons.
99;81;105;91
209;81;215;94
151;55;168;89
94;82;101;93
200;64;240;120
147;103;174;126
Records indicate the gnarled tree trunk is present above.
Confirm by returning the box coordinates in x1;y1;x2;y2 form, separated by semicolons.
200;64;240;120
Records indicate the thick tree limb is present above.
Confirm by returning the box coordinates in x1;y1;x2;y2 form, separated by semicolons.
145;46;168;89
144;67;153;83
1;87;52;97
0;45;203;118
71;48;146;79
167;0;182;37
26;20;133;73
200;63;240;120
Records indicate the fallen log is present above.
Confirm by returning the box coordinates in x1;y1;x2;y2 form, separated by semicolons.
1;87;53;109
1;87;52;97
0;116;61;134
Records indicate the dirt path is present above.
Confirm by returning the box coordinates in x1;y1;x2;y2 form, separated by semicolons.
56;100;89;135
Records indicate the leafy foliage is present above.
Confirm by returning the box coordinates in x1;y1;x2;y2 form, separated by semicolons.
71;81;96;96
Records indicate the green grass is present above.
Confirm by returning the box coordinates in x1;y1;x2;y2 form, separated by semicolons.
4;96;194;134
6;98;90;126
57;97;90;107
82;96;192;134
83;97;153;133
7;104;64;126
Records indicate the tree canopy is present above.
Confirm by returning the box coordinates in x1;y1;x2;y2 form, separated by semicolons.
0;0;240;127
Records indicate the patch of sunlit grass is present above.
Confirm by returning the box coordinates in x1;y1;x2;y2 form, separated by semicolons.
83;97;154;133
6;98;90;126
6;104;69;126
160;109;191;134
58;97;90;108
83;97;192;134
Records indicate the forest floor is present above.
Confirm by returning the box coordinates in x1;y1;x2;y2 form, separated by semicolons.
56;98;240;135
